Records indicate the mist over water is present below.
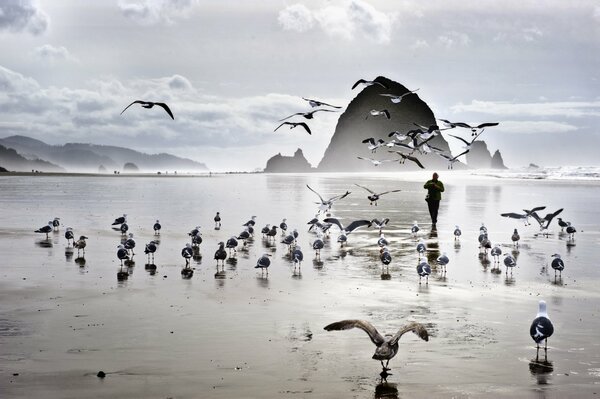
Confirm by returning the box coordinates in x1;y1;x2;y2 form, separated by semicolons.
1;173;600;398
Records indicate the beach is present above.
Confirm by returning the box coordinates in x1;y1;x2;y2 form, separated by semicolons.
1;171;600;398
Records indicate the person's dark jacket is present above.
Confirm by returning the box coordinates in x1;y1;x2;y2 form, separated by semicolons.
424;179;445;201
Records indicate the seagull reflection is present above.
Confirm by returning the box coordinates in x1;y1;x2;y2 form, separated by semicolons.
529;358;553;385
35;239;53;248
313;258;324;269
374;381;398;399
74;257;86;267
226;257;238;269
504;275;515;286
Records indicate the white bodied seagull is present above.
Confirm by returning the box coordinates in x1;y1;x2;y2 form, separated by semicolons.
121;101;174;120
302;97;342;109
366;109;391;119
274;121;312;135
357;156;396;166
530;300;554;359
388;151;425;169
351;79;388;90
362;138;386;153
449;121;499;136
306;185;351;213
448;129;486;151
379;88;419;103
279;109;337;122
437;150;469;169
354;184;401;206
323;217;371;246
323;320;429;374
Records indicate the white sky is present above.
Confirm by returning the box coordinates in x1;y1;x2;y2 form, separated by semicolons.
1;0;599;171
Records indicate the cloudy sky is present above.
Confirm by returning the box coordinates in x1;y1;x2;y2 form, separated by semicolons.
0;0;598;171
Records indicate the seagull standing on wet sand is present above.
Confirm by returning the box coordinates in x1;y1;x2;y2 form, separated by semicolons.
323;320;429;375
550;254;564;277
65;227;75;246
530;300;554;359
121;100;174;120
214;212;221;228
214;242;227;268
52;217;60;232
112;214;127;226
153;220;161;235
255;253;271;276
74;235;88;257
144;241;157;263
453;226;462;240
35;221;53;239
511;229;520;247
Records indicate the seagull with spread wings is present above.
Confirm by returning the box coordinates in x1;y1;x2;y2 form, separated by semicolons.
436;150;469;169
274;121;312;135
302;97;342;109
357;156;396;166
121;101;174;120
279;109;337;122
323;217;372;247
306;185;351;214
351;78;388;90
379;88;419;103
362;138;386;153
366;109;391;119
448;129;486;150
354;184;401;206
388;151;425;169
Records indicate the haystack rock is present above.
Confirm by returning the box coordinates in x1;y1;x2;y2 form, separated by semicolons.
317;76;453;171
465;141;507;169
491;149;508;169
265;148;314;173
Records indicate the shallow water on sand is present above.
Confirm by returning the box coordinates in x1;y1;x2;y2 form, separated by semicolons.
1;172;600;398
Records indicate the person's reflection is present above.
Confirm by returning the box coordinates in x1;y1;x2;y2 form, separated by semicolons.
426;228;440;266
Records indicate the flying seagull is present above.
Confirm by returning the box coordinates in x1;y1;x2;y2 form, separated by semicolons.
388;151;425;169
501;206;546;226
279;109;337;122
357;156;396;166
352;79;388;90
366;109;391;119
324;320;429;375
379;88;419;103
306;185;351;213
362;138;386;153
448;130;486;150
354;184;401;206
302;97;342;109
274;121;312;135
450;121;499;136
121;101;174;120
437;150;469;169
323;217;371;246
529;208;564;232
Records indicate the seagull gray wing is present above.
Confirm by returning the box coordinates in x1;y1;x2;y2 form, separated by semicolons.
154;102;174;120
377;189;402;196
323;217;344;231
477;122;499;129
528;211;544;226
274;122;288;132
392;142;413;151
501;212;526;219
406;155;425;169
296;122;312;135
329;190;351;202
345;220;372;233
362;138;376;145
453;122;472;129
355;184;375;195
120;100;146;115
389;322;429;345
303;98;342;109
379;93;399;98
279;112;303;122
352;79;367;90
451;149;470;161
306;185;325;204
311;109;338;116
526;206;546;215
448;134;470;146
324;320;385;346
374;81;388;89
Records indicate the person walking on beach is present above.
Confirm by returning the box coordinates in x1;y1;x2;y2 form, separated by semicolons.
424;172;444;227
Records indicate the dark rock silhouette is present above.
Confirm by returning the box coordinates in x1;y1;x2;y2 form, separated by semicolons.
0;165;8;172
318;76;452;171
123;162;139;172
264;148;314;173
0;135;208;172
0;144;64;172
491;149;508;169
98;164;107;173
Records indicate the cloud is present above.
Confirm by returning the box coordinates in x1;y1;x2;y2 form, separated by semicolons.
118;0;197;25
278;0;394;44
410;39;429;50
32;44;78;64
494;120;578;134
0;0;49;35
522;26;543;42
451;100;600;118
278;4;314;32
437;31;471;48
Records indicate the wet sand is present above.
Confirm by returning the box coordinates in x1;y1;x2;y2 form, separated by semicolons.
1;172;600;398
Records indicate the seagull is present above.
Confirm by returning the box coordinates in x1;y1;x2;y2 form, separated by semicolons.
35;221;53;239
311;232;325;258
302;97;342;109
530;208;564;232
52;217;60;232
371;218;390;234
387;130;408;141
354;184;401;206
504;253;517;274
530;300;554;359
351;79;388;90
323;217;371;247
453;225;462;240
366;109;391;119
274;121;312;135
416;241;426;255
323;320;428;374
557;218;569;231
281;233;296;252
181;243;193;266
411;221;420;236
279;218;288;234
550;254;564;277
214;242;227;267
453;121;499;136
279;109;337;122
153;219;161;235
214;212;221;228
510;229;521;247
237;229;251;246
565;223;577;240
306;185;351;213
448;130;485;151
413;123;443;135
491;246;502;263
437;252;449;273
243;216;257;227
377;233;389;248
388;151;425;169
437;150;468;169
380;247;392;274
121;100;174;120
292;245;304;271
379;89;419;104
112;214;127;226
225;236;238;255
357;156;396;166
261;224;271;238
417;258;431;284
144;241;157;263
65;227;75;246
124;233;136;257
437;119;462;129
120;222;129;236
117;244;129;266
74;235;88;257
266;225;278;240
255;253;271;276
362;138;386;153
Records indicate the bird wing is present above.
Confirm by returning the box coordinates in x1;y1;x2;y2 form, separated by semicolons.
154;102;175;119
448;134;470;146
297;122;312;135
345;220;372;233
389;322;430;345
311;109;338;115
351;79;367;89
324;319;385;346
437;152;452;161
355;184;375;194
329;190;351;202
528;206;546;214
306;184;325;204
362;138;376;145
374;81;388;89
392;142;413;151
377;189;402;196
274;122;289;132
453;122;472;128
527;211;544;226
357;156;374;162
401;89;419;97
120;100;146;115
379;93;398;98
382;110;390;119
501;212;526;219
279;112;303;122
476;122;499;129
543;208;564;228
323;217;343;231
451;149;470;161
406;155;425;169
